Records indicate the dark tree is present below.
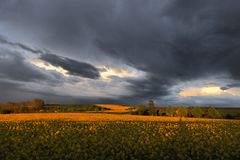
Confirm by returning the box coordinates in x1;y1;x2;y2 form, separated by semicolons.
149;100;156;116
29;99;45;111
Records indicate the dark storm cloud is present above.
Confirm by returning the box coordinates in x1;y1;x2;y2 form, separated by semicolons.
0;80;69;104
0;47;69;87
94;0;240;100
40;53;100;79
0;80;25;103
0;35;44;54
125;77;171;100
0;34;100;79
0;49;47;82
1;0;240;104
221;83;240;91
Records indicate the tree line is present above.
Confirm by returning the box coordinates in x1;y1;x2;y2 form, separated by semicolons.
0;99;107;114
131;100;224;119
0;99;44;114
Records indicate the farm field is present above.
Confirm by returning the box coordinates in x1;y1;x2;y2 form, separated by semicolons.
95;104;132;113
0;113;229;122
0;113;240;160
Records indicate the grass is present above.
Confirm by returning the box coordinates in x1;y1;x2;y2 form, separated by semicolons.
217;107;240;117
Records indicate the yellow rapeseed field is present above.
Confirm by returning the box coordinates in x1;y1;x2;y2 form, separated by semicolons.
0;113;240;159
0;112;232;122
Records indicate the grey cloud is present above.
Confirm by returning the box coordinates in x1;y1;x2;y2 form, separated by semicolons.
0;47;69;87
1;0;240;105
0;34;100;79
0;35;44;54
0;80;67;104
220;87;229;91
94;0;240;100
40;53;100;79
221;83;240;91
172;95;240;107
0;49;47;82
0;80;26;103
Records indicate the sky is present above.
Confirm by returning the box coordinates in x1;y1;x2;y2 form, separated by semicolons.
1;0;240;106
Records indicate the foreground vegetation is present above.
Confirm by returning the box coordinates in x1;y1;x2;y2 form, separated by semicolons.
0;119;240;160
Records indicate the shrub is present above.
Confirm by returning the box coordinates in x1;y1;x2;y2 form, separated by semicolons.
29;99;45;110
224;114;235;119
208;107;222;119
176;107;188;117
19;106;29;113
191;107;203;118
0;109;13;114
131;104;149;115
166;106;175;117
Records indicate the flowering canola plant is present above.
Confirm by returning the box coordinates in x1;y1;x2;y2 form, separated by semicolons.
0;114;240;160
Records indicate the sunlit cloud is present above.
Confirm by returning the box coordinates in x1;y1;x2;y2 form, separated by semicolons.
27;62;137;98
179;85;240;97
227;88;240;97
30;60;69;77
98;66;144;80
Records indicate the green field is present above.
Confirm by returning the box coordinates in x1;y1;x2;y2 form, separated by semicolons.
217;108;240;118
1;120;240;160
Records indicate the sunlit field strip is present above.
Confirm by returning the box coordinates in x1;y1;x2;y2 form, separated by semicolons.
0;113;237;122
95;104;131;112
